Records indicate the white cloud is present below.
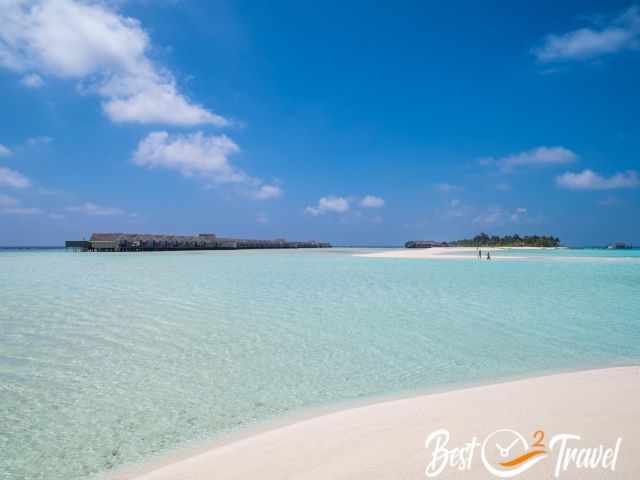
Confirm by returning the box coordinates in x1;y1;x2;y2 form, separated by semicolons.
102;82;227;126
67;202;123;216
0;0;226;126
20;72;44;87
482;146;577;172
360;195;385;208
305;194;384;216
0;165;31;188
434;182;463;193
0;144;11;157
133;131;281;200
305;196;350;216
510;207;528;222
533;6;640;62
253;184;283;200
133;131;240;178
0;0;145;76
556;169;640;190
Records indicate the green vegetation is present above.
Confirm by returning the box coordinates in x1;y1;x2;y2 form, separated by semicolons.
451;233;560;247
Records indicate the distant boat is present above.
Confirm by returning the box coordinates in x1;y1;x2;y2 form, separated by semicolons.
608;242;632;249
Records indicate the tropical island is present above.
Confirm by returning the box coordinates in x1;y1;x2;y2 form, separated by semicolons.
405;233;561;248
451;233;561;248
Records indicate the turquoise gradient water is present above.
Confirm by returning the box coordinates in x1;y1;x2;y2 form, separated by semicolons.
441;246;640;259
1;248;639;480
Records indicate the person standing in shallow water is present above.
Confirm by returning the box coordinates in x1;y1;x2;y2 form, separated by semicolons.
487;251;491;260
478;248;482;259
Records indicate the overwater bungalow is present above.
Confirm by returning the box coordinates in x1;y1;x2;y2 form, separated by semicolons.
65;233;331;252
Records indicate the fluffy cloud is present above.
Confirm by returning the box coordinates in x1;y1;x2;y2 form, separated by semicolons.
481;146;577;172
133;131;281;200
359;195;385;208
101;81;226;126
532;6;640;62
0;165;31;188
253;184;283;200
0;0;226;126
133;131;240;178
0;144;11;157
556;169;639;190
305;194;385;215
66;202;123;216
305;196;350;216
20;72;44;87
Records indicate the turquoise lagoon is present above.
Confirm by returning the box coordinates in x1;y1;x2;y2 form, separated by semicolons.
1;248;639;479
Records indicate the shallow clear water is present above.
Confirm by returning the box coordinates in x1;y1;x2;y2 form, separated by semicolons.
1;248;639;480
502;247;640;257
441;246;640;259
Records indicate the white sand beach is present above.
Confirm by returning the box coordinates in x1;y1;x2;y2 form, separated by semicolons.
123;366;640;480
355;246;541;260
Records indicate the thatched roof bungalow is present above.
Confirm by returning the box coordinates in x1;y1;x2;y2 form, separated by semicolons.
66;233;331;251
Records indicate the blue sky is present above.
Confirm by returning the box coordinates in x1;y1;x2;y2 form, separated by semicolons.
1;0;639;246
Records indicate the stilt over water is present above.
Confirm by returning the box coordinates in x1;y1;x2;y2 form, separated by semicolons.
65;233;331;252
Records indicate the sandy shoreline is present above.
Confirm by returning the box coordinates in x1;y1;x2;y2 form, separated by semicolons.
119;366;640;480
354;246;540;260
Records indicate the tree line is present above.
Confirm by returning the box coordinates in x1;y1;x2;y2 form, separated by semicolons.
451;233;561;247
